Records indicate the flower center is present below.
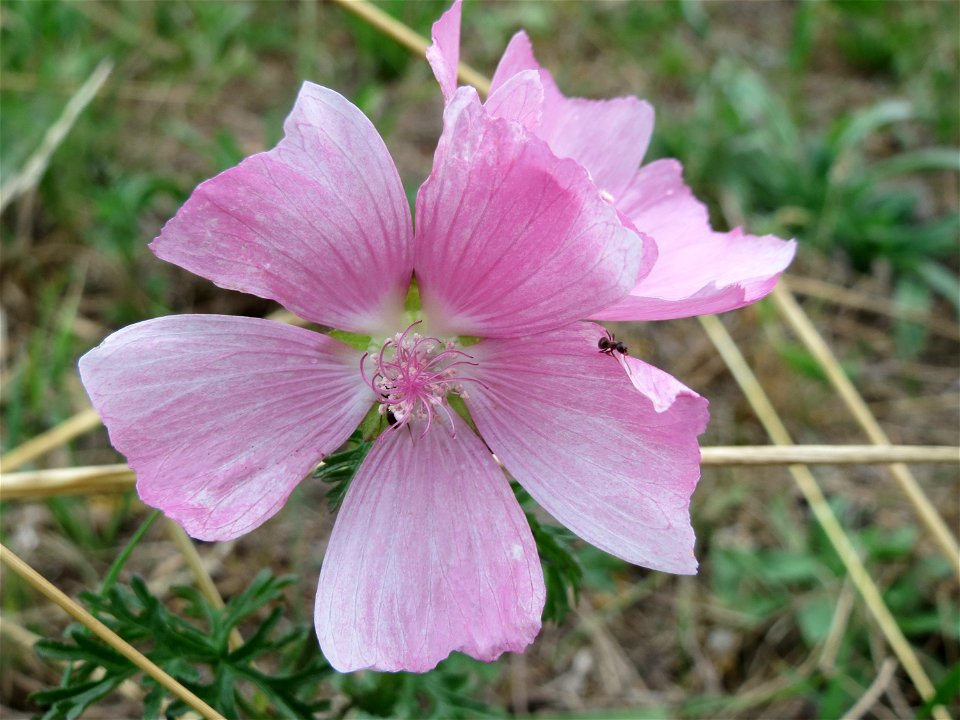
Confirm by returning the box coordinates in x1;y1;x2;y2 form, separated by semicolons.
361;322;476;436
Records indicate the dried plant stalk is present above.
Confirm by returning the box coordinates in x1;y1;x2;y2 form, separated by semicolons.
0;544;225;720
0;60;113;212
329;0;491;95
786;275;960;341
163;520;244;651
1;463;135;499
701;445;959;466
698;313;946;719
0;407;101;473
774;282;960;567
4;445;956;501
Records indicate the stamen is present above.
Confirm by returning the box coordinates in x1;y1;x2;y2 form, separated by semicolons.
362;321;479;438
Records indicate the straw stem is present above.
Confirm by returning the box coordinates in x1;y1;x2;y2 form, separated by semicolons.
3;445;956;501
774;281;960;569
329;0;491;95
698;313;947;719
0;543;225;720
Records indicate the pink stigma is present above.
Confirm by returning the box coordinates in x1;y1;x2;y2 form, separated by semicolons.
361;322;477;437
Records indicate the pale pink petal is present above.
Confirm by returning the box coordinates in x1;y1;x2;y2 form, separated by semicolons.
490;31;654;200
462;323;709;574
490;31;541;95
538;94;655;202
151;83;413;335
594;159;797;321
484;69;543;131
78;315;374;541
415;87;653;338
426;0;462;102
315;413;544;673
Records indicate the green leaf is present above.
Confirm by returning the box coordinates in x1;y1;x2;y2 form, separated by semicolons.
869;147;960;179
915;259;960;312
514;484;584;624
829;99;914;159
33;675;130;720
918;663;960;719
893;278;932;358
33;569;332;719
313;431;374;511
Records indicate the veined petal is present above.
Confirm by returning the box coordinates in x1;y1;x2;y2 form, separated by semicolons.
491;31;654;200
427;0;462;102
538;93;655;202
490;31;541;95
484;69;544;131
462;323;709;574
315;414;544;673
151;83;413;335
78;315;374;541
415;87;652;338
595;160;797;321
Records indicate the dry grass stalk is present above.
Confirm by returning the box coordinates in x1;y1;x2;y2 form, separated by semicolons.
0;406;101;473
1;615;145;704
774;282;960;567
4;444;957;501
786;274;960;341
841;658;899;720
329;0;492;95
0;60;113;213
698;313;947;719
0;543;225;720
163;520;244;652
700;445;959;466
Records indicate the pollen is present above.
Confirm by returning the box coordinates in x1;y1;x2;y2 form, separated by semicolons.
361;322;477;436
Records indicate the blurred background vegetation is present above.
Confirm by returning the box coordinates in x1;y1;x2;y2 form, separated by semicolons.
1;1;957;718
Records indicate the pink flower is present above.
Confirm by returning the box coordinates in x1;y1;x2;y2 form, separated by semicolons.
80;80;709;672
428;0;796;321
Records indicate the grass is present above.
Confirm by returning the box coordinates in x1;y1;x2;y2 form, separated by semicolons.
1;0;958;717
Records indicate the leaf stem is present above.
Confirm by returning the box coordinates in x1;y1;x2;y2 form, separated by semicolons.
100;509;162;595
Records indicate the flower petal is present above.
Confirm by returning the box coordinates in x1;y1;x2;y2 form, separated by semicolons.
462;323;709;574
315;414;545;673
538;93;655;202
484;69;544;131
415;87;652;338
151;82;413;335
426;0;462;102
491;31;654;200
490;31;541;95
78;315;374;541
594;159;797;321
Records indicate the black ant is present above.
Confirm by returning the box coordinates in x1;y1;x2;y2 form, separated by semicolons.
598;330;628;356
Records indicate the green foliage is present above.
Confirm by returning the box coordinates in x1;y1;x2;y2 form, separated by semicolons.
4;2;958;718
33;571;331;720
918;663;960;720
336;655;502;719
312;430;375;512
654;56;959;355
710;501;957;716
512;484;585;625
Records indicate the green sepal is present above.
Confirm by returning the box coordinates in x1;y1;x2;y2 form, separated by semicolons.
313;430;375;512
447;394;478;435
403;276;421;313
358;403;385;442
328;329;372;351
